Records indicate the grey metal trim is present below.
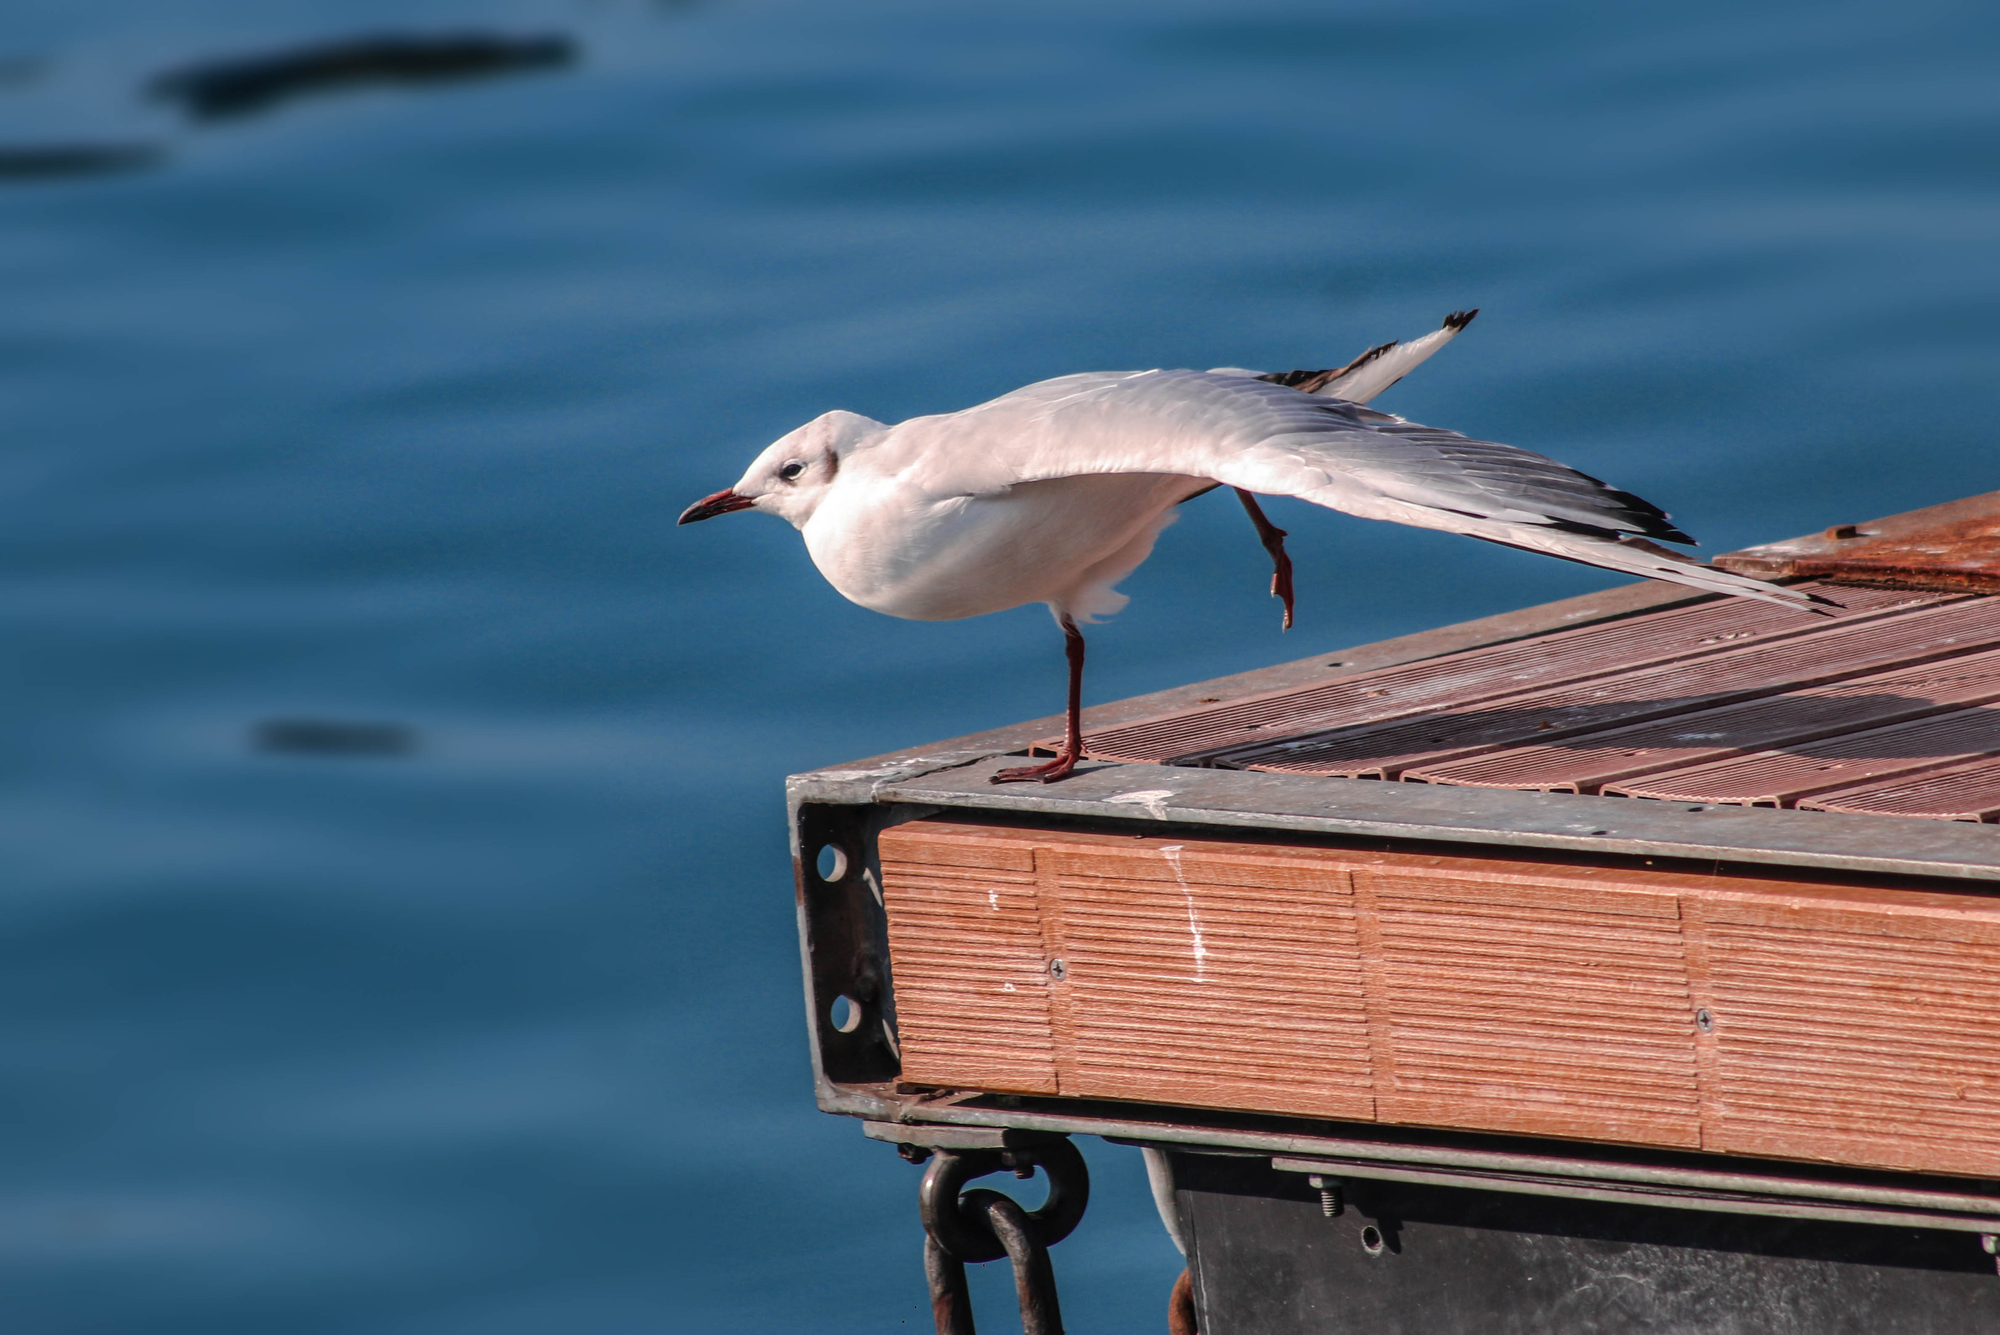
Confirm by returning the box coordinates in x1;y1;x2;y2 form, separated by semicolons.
844;1097;2000;1222
1270;1155;2000;1234
793;754;2000;882
861;1120;1061;1151
1265;1150;2000;1217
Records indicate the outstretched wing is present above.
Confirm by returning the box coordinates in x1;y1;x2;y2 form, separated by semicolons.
885;367;1830;612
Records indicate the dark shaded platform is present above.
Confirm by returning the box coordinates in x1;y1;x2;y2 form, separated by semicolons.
1173;1151;2000;1335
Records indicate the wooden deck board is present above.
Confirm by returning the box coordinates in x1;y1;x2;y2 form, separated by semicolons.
878;818;2000;1176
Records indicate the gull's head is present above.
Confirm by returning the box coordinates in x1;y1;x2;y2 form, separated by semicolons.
677;409;881;530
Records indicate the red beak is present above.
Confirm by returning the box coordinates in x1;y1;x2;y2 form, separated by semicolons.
677;489;755;525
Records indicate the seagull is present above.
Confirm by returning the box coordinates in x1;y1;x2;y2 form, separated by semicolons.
680;312;1832;783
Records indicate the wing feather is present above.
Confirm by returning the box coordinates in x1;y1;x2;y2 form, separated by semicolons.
874;368;1827;612
1243;308;1479;404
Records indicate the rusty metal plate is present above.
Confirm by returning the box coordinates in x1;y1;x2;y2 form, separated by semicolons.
1603;705;2000;807
1715;490;2000;593
1224;597;2000;779
1798;756;2000;822
1062;585;1939;764
1405;645;2000;794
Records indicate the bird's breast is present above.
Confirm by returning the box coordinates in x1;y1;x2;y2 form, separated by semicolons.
802;472;1208;621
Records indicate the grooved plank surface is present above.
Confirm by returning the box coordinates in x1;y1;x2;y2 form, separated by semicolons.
1038;563;2000;823
1068;584;1929;764
1224;596;2000;778
1799;754;2000;821
1357;867;1699;1146
1605;705;2000;806
1038;840;1372;1119
1406;644;2000;794
1697;889;2000;1175
877;825;1057;1093
876;819;2000;1175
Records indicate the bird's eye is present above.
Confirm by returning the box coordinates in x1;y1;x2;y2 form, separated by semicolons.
778;460;807;482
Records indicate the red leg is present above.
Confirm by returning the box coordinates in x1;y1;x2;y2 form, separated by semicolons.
1235;488;1295;630
992;615;1086;784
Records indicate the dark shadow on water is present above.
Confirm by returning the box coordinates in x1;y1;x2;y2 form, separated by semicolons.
0;56;45;89
0;142;163;179
253;719;417;758
148;31;577;121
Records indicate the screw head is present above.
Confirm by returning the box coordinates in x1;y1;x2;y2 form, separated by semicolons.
1696;1008;1715;1033
1048;958;1067;981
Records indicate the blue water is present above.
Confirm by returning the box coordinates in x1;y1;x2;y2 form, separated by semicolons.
3;0;1996;1329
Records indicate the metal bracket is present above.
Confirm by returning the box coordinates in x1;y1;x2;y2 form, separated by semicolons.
864;1120;1066;1154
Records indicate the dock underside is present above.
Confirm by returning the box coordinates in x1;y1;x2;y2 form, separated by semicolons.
1173;1151;2000;1335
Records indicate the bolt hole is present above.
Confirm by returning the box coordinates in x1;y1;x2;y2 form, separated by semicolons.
830;995;863;1033
816;843;849;883
1360;1225;1384;1255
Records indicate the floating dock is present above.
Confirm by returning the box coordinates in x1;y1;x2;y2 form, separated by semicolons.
791;490;2000;1333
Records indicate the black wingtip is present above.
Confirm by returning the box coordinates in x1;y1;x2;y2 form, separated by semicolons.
1442;308;1479;331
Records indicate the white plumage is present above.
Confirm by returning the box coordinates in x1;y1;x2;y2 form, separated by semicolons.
681;313;1827;782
